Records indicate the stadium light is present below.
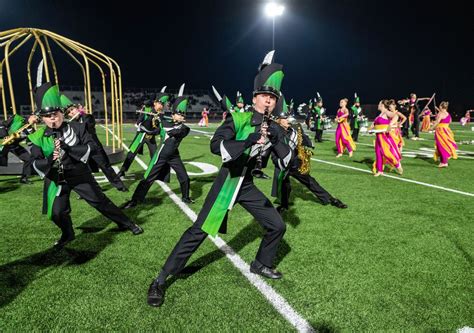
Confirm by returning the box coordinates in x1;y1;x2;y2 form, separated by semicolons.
264;2;285;17
264;2;285;50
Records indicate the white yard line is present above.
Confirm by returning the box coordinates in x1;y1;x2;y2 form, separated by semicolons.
101;125;314;333
311;158;474;197
190;128;213;137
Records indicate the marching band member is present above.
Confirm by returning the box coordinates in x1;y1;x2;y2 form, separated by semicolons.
62;96;127;192
313;93;325;142
146;51;291;307
234;91;246;112
121;84;194;208
271;96;347;213
335;98;356;158
29;83;143;249
0;113;39;184
350;93;363;142
116;87;170;178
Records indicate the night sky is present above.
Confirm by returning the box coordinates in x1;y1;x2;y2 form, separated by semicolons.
1;0;472;111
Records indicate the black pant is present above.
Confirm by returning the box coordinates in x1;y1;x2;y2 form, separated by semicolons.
132;152;190;202
51;175;133;237
402;121;410;138
280;170;332;209
352;128;360;142
315;129;323;142
1;144;32;177
120;137;157;173
162;180;286;275
411;115;420;138
92;146;125;189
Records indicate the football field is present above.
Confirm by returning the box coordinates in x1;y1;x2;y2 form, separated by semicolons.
1;122;473;331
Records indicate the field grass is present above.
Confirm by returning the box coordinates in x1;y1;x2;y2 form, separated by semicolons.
0;121;473;331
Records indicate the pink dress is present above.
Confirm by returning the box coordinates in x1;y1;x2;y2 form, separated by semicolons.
421;109;431;132
335;109;356;154
434;114;457;164
373;116;402;173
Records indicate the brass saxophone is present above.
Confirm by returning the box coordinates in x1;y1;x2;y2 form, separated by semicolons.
296;125;312;175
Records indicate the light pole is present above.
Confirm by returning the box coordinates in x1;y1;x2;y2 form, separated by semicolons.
264;2;284;50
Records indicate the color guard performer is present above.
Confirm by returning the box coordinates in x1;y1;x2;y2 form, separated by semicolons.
369;100;403;176
335;98;356;158
432;101;457;168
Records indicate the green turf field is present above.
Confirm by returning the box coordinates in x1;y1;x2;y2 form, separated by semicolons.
1;122;473;331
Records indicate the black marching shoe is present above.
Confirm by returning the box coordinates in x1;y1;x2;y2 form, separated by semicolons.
147;280;166;307
250;260;282;279
118;223;143;235
330;198;348;209
182;197;195;204
115;170;125;180
120;199;138;209
19;176;32;184
53;233;75;250
116;185;128;192
276;206;286;215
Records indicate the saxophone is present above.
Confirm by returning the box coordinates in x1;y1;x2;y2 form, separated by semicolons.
296;125;312;175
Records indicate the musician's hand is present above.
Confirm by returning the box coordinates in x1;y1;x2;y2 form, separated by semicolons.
53;149;60;161
60;141;71;152
256;136;266;145
244;132;262;148
28;115;38;125
267;124;280;144
54;139;61;149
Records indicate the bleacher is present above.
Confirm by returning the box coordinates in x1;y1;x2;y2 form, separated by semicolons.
18;86;221;121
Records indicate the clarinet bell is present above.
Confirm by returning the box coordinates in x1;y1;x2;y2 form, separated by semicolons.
251;168;271;179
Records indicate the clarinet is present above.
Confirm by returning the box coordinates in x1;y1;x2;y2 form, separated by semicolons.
250;106;271;180
53;131;66;184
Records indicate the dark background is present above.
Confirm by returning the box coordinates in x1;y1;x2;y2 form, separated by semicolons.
1;0;472;114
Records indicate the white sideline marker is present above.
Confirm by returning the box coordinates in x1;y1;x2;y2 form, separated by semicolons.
101;125;315;333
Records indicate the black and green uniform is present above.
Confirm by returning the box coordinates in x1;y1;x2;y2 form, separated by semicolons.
161;109;291;276
0;114;33;180
30;83;139;245
305;100;313;130
313;105;325;142
76;112;126;190
350;104;362;142
130;115;191;202
272;124;333;209
29;122;138;241
153;51;290;296
119;107;160;175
